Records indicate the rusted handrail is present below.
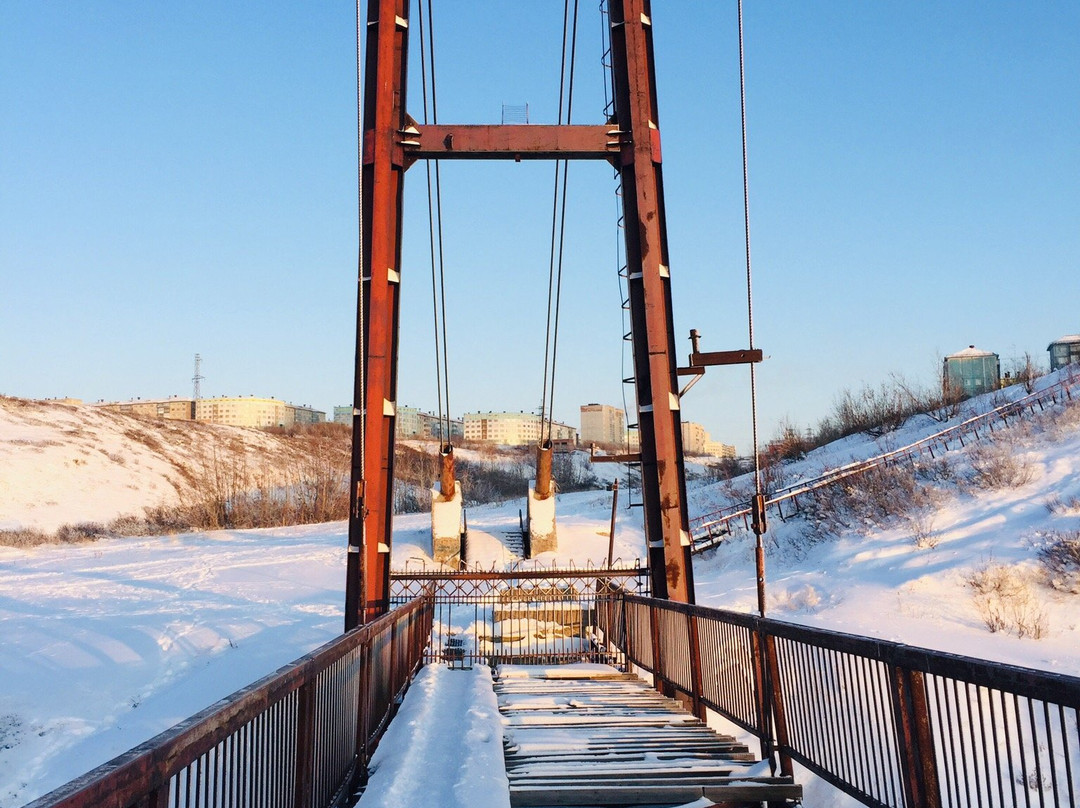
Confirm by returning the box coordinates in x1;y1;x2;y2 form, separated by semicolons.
26;595;433;808
603;594;1080;808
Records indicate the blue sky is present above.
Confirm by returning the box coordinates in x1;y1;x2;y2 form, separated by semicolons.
3;2;1077;454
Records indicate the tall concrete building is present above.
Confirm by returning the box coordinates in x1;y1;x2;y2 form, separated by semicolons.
579;403;626;449
681;421;736;458
681;421;709;455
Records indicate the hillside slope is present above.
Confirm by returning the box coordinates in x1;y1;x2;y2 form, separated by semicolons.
0;397;345;535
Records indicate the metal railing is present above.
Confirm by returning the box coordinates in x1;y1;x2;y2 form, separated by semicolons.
27;596;432;808
691;367;1080;550
391;566;649;668
600;594;1080;808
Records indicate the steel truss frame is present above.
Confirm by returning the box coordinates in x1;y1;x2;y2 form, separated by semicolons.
347;0;693;630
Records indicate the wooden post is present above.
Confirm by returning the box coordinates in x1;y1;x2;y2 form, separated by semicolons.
607;478;619;566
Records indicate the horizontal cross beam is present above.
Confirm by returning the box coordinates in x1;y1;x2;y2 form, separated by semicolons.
400;123;621;163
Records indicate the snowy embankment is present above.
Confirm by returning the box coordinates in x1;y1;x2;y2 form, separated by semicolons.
0;525;346;807
2;380;1080;806
0;396;322;535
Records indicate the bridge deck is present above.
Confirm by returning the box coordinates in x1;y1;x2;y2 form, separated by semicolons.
496;664;801;807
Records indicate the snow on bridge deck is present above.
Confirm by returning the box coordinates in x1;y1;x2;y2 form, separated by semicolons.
358;662;800;808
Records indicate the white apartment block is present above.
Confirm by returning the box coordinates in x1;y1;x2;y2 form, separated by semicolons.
580;403;626;448
682;421;736;458
98;397;325;429
681;421;710;455
704;440;736;459
463;412;577;447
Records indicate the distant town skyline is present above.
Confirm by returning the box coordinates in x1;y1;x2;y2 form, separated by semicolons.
3;3;1077;453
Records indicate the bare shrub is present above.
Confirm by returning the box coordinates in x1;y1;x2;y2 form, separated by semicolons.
906;508;938;549
966;563;1048;639
1003;352;1043;394
106;514;150;537
969;445;1034;488
783;371;964;453
55;522;109;543
1044;494;1080;515
768;418;813;462
141;505;199;535
1037;531;1080;594
829;374;934;439
805;460;936;538
0;527;52;547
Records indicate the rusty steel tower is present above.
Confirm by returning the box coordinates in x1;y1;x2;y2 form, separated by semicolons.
346;0;695;630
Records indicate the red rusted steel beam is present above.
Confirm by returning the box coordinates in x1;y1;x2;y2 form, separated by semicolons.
689;348;763;366
403;123;619;162
608;0;694;603
347;0;410;630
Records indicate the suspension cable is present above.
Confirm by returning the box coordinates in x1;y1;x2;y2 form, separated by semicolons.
737;0;768;619
539;0;579;444
429;0;452;444
545;0;580;442
417;0;444;439
419;0;453;447
738;0;761;500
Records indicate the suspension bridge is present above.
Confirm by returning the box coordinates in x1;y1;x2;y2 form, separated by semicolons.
25;2;1080;807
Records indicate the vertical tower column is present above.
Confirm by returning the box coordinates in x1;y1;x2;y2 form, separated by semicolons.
608;0;694;602
345;0;410;630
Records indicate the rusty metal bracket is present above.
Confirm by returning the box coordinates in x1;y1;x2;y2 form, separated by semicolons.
688;348;764;367
676;330;763;397
589;443;642;464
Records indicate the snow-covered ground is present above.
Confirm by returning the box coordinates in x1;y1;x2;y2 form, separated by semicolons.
2;382;1079;806
357;664;509;808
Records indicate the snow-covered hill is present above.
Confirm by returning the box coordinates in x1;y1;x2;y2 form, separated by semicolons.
2;378;1079;806
0;397;339;535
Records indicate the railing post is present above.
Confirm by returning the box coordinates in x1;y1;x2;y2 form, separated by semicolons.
890;666;942;808
763;633;794;777
352;637;373;791
687;612;705;721
751;628;774;765
649;599;667;694
293;678;316;808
